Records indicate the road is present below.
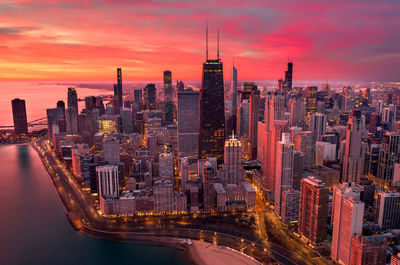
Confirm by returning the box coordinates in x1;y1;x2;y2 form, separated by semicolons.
254;195;332;265
32;137;328;265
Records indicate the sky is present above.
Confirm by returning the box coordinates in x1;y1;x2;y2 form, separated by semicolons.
0;0;399;81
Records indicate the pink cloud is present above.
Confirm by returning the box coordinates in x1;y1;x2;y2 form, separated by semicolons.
0;0;398;81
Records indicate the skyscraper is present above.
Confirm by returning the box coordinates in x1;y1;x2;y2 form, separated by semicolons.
202;159;216;210
159;152;174;179
377;132;400;185
96;165;119;198
281;189;300;223
299;176;329;247
305;86;318;116
230;64;237;109
222;135;243;184
103;137;120;165
274;133;294;216
199;28;225;165
144;83;156;110
67;87;79;133
391;253;400;265
350;235;387;265
236;99;249;138
133;89;142;106
84;96;96;111
343;110;366;182
56;100;65;118
376;191;400;229
289;97;306;127
163;70;173;101
249;88;260;160
11;98;28;134
121;108;132;134
359;88;371;107
309;112;326;141
47;107;64;141
154;179;173;213
283;61;293;93
177;87;199;156
67;87;78;110
113;68;123;114
262;92;288;192
66;107;78;134
331;183;364;265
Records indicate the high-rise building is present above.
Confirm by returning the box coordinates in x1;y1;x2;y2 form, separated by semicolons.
199;29;225;165
391;253;400;265
305;86;318;116
282;61;293;94
56;100;65;118
46;107;64;141
350;235;387;265
230;65;238;111
96;165;119;198
134;89;142;106
376;191;400;229
293;151;304;190
67;87;78;110
281;189;300;223
359;88;371;107
289;97;306;127
222;135;243;184
331;183;364;265
103;137;120;165
274;133;294;216
154;179;173;213
343;110;366;183
202;159;216;210
163;70;173;101
299;176;329;247
113;68;123;114
84;96;96;111
66;107;78;134
177;87;199;156
159;152;174;179
66;87;78;134
121;108;132;134
309;113;326;141
294;131;314;166
343;86;351;109
377;132;400;185
144;83;156;110
11;98;28;134
264;92;285;131
241;82;256;101
315;141;336;165
249;88;260;159
236;100;249;138
262;92;287;192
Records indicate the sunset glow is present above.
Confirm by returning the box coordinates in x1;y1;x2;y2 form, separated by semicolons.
0;0;399;81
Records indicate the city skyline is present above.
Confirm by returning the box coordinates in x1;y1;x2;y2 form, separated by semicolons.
2;1;400;265
0;0;399;81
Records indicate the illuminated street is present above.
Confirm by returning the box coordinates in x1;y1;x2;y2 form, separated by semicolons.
31;136;333;265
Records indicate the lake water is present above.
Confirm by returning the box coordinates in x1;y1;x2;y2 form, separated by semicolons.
0;144;191;265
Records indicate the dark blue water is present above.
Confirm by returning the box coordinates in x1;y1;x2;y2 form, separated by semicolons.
0;144;191;265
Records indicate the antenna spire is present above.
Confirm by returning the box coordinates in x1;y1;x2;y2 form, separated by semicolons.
217;29;220;60
206;21;208;60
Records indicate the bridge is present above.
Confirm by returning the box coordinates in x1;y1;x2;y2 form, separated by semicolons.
0;117;47;129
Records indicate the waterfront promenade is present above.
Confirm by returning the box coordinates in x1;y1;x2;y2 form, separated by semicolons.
32;137;325;265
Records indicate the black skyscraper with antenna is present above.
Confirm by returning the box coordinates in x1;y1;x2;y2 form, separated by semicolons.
199;25;225;165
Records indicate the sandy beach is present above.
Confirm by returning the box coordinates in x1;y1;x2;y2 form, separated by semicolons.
187;240;263;265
